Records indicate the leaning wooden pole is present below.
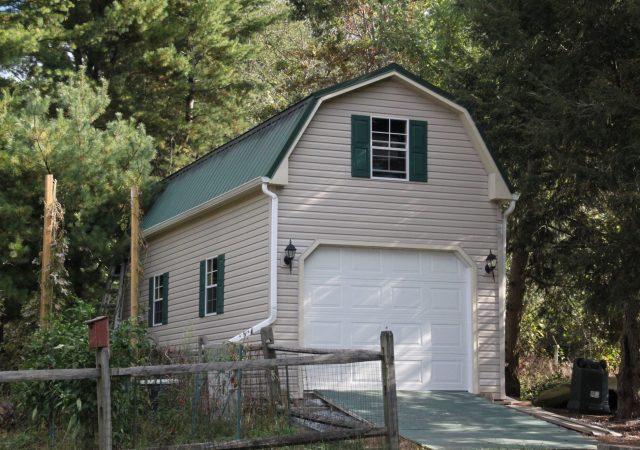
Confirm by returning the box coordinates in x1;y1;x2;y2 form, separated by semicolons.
39;174;54;325
130;185;140;321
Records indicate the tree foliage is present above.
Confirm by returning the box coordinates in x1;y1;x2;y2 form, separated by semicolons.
458;0;640;416
0;71;154;348
1;0;276;174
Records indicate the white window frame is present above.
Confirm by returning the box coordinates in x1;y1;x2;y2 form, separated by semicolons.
370;115;409;181
205;256;218;316
152;274;164;326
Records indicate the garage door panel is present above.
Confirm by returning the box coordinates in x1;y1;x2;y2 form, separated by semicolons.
431;360;464;386
308;284;343;309
389;322;423;347
349;248;382;273
306;320;342;346
396;360;423;385
303;246;471;391
390;286;423;310
349;284;383;309
431;287;463;313
431;323;463;347
391;251;421;274
351;322;383;346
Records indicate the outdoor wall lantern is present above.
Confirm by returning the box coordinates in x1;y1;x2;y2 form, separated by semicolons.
485;250;497;280
284;240;297;273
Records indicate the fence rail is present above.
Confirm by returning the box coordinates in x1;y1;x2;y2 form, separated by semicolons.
0;326;399;450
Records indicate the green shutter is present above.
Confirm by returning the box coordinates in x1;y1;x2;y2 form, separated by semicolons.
216;254;225;315
148;277;153;327
351;115;371;178
199;260;206;318
409;120;428;182
162;272;169;325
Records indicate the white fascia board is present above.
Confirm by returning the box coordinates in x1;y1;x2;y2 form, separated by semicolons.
142;176;266;239
270;70;512;201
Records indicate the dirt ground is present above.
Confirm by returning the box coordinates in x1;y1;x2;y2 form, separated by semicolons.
546;408;640;446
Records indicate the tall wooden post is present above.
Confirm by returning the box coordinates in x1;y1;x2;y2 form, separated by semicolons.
39;174;54;325
130;186;140;321
380;331;400;450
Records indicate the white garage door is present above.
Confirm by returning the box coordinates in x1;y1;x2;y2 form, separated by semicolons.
303;246;472;391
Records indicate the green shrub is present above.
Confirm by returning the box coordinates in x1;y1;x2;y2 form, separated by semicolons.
11;297;153;448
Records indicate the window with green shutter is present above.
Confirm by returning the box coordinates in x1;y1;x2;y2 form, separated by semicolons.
199;255;225;317
148;273;169;327
351;115;371;178
351;115;427;182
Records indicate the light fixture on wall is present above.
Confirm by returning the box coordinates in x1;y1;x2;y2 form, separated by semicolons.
284;240;297;274
485;250;497;280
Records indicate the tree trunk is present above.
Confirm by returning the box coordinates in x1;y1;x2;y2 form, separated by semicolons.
617;296;640;419
185;76;195;123
505;244;529;398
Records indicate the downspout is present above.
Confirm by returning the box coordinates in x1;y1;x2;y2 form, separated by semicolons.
229;177;278;342
499;192;519;398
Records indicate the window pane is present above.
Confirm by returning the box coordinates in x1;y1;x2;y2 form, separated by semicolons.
372;132;389;145
154;301;163;324
372;157;388;170
390;134;406;144
390;120;406;134
390;156;406;172
372;117;388;132
373;170;406;179
206;287;216;314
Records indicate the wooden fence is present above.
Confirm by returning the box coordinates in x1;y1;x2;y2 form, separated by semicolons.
0;326;399;450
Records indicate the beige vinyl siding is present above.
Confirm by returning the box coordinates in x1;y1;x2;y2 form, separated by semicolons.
275;78;502;395
141;193;270;348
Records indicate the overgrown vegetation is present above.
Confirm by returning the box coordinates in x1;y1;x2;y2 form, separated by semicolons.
1;0;639;426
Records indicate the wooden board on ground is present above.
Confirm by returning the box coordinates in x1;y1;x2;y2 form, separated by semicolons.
508;405;622;437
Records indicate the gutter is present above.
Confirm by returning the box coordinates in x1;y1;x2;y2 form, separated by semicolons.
499;192;520;399
229;178;278;342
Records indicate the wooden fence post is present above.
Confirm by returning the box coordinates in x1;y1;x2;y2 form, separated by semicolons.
39;174;55;325
88;316;112;450
96;347;112;450
260;327;281;412
380;331;400;450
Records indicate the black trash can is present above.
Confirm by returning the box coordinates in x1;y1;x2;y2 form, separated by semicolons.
567;358;610;414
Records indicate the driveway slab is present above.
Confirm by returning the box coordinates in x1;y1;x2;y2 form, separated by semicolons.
318;390;598;449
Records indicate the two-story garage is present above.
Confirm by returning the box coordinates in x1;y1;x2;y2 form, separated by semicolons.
138;64;517;399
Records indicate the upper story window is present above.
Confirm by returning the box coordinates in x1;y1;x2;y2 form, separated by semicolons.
205;257;218;315
371;117;408;180
351;114;427;182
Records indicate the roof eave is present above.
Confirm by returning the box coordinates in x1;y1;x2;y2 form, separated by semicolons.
142;176;267;239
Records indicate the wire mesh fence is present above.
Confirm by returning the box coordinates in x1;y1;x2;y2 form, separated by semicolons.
0;329;398;449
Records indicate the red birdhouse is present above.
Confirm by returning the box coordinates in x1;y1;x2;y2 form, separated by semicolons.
86;316;109;349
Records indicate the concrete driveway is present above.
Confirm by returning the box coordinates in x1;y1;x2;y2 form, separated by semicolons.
317;390;598;449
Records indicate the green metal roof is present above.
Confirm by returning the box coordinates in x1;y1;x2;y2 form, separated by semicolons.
142;97;315;230
143;63;513;231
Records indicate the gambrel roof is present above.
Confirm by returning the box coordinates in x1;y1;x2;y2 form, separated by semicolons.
143;64;513;235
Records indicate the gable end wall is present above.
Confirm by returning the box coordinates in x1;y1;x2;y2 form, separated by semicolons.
275;78;502;395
